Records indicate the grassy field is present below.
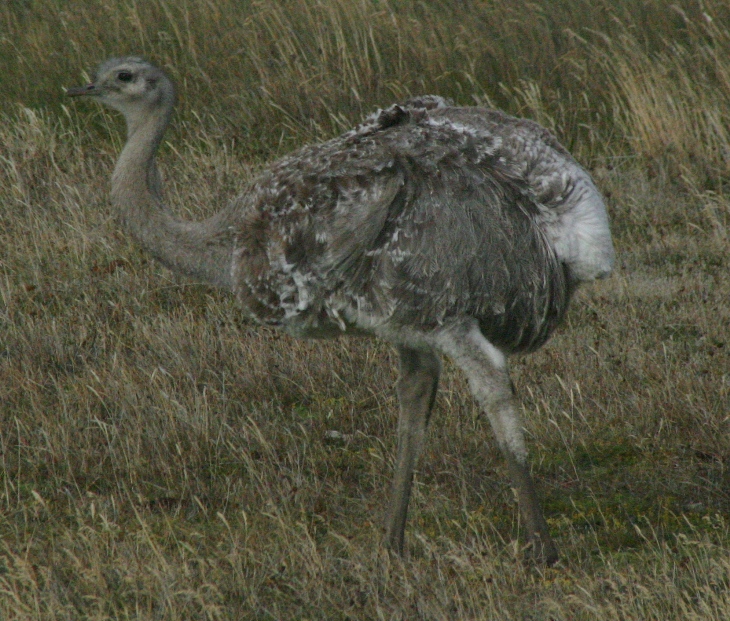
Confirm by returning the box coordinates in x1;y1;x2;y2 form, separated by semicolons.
1;0;730;618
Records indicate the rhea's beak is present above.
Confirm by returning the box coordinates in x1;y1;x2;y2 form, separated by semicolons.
66;83;98;97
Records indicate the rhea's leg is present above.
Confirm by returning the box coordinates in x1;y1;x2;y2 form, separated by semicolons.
435;321;558;565
384;345;441;555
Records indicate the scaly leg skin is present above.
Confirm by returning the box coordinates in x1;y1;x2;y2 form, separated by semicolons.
384;345;441;555
434;321;558;566
503;451;558;565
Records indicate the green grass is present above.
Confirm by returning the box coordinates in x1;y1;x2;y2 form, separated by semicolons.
1;0;730;619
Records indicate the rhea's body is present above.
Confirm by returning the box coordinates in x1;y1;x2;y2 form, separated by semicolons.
224;103;611;350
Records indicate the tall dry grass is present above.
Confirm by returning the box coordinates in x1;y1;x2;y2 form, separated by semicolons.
1;0;730;619
3;0;730;168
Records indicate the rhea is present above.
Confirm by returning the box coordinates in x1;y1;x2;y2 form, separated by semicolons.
67;57;614;564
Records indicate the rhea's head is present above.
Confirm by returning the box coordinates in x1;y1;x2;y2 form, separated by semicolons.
66;57;175;120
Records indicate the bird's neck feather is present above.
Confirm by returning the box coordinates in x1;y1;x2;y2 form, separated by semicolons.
111;104;234;289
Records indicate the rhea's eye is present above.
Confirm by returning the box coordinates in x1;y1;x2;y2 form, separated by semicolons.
117;71;133;82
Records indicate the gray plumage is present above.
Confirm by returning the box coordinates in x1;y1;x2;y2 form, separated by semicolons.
235;102;573;352
68;57;615;564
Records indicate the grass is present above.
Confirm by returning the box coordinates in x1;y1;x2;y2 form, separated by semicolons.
1;0;730;618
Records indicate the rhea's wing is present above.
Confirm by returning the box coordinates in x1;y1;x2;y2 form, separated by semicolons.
229;131;407;328
361;162;569;351
428;107;615;282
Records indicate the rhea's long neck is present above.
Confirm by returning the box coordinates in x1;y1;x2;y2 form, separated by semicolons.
111;103;234;288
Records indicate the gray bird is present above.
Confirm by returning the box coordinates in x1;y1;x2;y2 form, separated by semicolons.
67;57;615;564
